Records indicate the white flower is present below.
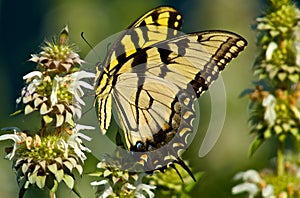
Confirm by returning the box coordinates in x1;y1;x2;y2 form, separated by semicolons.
50;75;61;106
262;94;276;126
75;124;95;132
123;173;156;198
55;138;69;158
18;71;44;104
0;128;24;160
91;180;115;198
265;42;278;61
232;182;259;198
25;72;43;95
67;124;93;162
233;169;261;183
23;71;43;80
135;183;156;198
232;169;274;198
262;184;274;198
68;71;95;105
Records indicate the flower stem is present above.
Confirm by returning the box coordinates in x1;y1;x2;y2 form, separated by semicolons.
49;191;56;198
277;137;285;176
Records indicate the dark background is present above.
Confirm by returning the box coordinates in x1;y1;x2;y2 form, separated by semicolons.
0;0;282;197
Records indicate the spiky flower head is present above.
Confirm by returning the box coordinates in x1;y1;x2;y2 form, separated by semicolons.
16;26;94;128
90;155;156;198
30;26;84;74
1;125;92;197
254;0;300;84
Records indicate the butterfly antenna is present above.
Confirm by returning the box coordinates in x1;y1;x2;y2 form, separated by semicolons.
81;32;99;58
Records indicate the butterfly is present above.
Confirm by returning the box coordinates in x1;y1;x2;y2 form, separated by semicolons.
94;6;247;179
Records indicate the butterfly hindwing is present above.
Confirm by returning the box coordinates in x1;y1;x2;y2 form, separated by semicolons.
111;72;196;171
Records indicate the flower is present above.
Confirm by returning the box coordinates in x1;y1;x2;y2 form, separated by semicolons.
262;94;277;126
67;124;93;162
232;182;259;198
132;183;156;198
17;69;94;127
90;154;156;197
29;26;84;73
68;70;95;106
266;42;278;61
0;125;93;196
232;169;275;198
0;127;24;160
90;180;115;198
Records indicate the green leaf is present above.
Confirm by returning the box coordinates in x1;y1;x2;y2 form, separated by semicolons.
56;114;64;127
39;160;46;171
40;103;52;115
65;110;74;125
249;136;265;157
290;127;299;137
63;174;74;189
55;169;64;182
274;125;283;134
10;109;23;116
104;169;112;177
288;74;299;82
75;164;83;175
43;115;53;124
55;104;65;114
36;175;46;189
54;157;63;165
34;97;44;107
22;163;30;174
72;185;82;198
63;161;73;172
28;171;38;184
25;105;35;114
67;157;77;167
278;72;287;81
50;180;59;193
48;163;58;174
264;128;273;138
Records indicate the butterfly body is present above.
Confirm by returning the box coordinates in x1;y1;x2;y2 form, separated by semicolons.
95;6;247;176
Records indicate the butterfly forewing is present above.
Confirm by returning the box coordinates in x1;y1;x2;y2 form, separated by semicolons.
151;31;247;96
95;7;184;134
104;6;184;72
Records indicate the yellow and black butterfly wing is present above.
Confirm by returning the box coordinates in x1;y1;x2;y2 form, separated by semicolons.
118;30;247;97
109;31;247;170
103;6;184;71
95;6;184;134
94;6;247;175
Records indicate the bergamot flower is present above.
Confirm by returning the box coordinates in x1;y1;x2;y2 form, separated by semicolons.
29;26;84;74
90;155;156;198
0;124;93;197
1;26;95;198
16;27;95;128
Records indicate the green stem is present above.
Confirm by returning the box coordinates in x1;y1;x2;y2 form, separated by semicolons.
277;138;285;176
49;191;56;198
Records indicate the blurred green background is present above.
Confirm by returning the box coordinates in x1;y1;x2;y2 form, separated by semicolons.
0;0;282;197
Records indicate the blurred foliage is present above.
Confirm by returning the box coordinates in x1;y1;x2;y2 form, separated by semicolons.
0;0;261;197
233;0;300;197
